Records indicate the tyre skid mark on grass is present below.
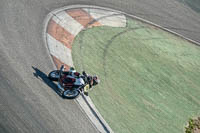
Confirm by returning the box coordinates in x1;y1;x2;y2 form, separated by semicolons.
71;12;128;71
102;27;146;80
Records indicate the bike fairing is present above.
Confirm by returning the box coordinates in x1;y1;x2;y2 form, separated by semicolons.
66;67;99;91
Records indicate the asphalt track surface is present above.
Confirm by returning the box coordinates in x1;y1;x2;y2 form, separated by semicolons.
0;0;200;133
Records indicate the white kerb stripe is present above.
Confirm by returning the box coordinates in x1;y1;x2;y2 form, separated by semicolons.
84;8;117;17
98;14;126;27
47;33;73;66
52;11;84;36
83;8;126;27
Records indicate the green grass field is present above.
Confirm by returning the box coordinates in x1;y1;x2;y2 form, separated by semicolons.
72;18;200;133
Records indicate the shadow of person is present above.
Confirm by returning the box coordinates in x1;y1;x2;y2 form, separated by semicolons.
32;66;63;98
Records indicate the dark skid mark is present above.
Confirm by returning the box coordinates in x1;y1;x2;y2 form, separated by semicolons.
102;27;145;80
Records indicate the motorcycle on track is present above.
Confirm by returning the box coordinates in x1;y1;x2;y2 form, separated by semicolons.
48;65;98;99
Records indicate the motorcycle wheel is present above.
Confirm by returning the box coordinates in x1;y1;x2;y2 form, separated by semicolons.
62;90;80;99
48;70;60;81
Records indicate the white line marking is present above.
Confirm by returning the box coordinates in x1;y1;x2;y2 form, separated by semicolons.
76;95;113;133
84;8;126;27
47;33;73;66
52;11;84;36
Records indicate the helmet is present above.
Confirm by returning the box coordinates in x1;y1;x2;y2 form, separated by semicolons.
92;76;100;86
69;67;76;73
74;72;80;77
70;67;75;71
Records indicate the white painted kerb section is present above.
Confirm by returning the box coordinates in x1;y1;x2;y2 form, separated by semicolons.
84;8;126;27
47;34;74;66
52;11;84;36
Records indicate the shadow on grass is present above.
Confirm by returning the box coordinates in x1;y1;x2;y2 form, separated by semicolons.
32;66;63;98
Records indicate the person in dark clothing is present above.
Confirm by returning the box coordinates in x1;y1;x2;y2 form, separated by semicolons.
82;71;100;96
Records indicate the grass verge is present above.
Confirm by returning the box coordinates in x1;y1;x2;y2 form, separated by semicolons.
72;18;200;133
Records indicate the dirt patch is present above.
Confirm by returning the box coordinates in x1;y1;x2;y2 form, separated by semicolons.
185;117;200;133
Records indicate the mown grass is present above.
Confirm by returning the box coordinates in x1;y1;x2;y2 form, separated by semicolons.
72;18;200;133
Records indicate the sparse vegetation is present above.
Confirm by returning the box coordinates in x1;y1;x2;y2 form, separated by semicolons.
185;117;200;133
